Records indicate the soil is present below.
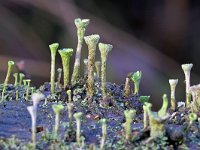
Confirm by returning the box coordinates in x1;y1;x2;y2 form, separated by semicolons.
0;80;200;149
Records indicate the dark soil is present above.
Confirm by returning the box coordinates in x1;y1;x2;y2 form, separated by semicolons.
0;81;200;149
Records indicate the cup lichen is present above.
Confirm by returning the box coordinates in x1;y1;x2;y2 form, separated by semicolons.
130;71;142;95
73;112;83;147
1;61;15;101
58;48;73;88
169;79;178;111
52;104;65;138
71;18;90;85
145;94;170;138
95;61;101;81
123;109;136;141
100;118;107;150
84;34;100;99
123;77;131;98
49;43;59;94
13;73;18;86
99;43;113;98
181;63;193;108
19;73;25;86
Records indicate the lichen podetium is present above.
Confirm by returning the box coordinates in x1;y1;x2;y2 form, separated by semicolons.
98;43;113;98
71;18;90;85
49;43;59;94
58;48;73;89
181;63;193;108
145;94;169;138
1;61;15;102
169;79;178;111
84;34;100;99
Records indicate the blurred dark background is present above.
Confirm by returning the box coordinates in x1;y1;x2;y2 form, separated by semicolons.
0;0;200;108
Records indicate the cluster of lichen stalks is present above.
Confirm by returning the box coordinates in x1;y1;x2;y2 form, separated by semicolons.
0;18;199;149
0;61;35;102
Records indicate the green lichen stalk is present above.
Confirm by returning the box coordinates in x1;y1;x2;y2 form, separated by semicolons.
84;34;100;98
95;61;101;81
1;61;15;101
49;43;59;94
169;79;178;111
71;18;90;85
140;96;150;129
99;43;113;98
27;106;36;148
123;109;136;141
19;73;25;86
67;90;72;103
27;93;44;148
189;84;200;113
25;79;31;101
52;104;64;138
83;59;88;79
56;68;62;87
100;118;107;150
130;71;142;95
67;102;73;128
124;77;131;98
58;48;73;88
74;112;83;147
146;94;170;138
13;73;18;86
182;63;193;108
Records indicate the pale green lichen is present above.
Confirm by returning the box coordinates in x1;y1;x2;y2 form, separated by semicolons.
181;63;193;108
123;109;136;141
52;104;64;138
123;77;131;98
83;59;88;79
189;84;200;113
95;61;101;81
25;79;31;101
98;43;113;98
27;93;44;148
56;68;62;88
100;118;107;150
84;34;100;98
169;79;178;111
140;96;150;129
1;61;15;101
19;73;25;86
74;112;83;147
49;43;59;94
27;106;36;148
67;102;73;128
71;18;90;85
130;71;142;95
13;73;18;86
145;94;170;138
58;48;73;88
